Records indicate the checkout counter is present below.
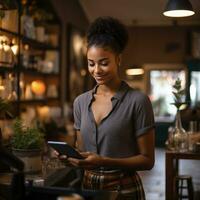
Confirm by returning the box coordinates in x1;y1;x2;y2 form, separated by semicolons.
0;147;118;200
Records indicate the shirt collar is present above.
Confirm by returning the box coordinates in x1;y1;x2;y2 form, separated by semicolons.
89;80;130;103
112;81;130;101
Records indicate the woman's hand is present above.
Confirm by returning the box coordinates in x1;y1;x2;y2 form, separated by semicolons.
68;152;103;169
52;150;73;166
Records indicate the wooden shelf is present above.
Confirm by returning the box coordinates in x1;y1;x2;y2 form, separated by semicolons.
0;67;60;76
18;98;59;104
20;68;59;76
0;66;17;73
0;28;18;37
21;36;59;50
0;28;59;50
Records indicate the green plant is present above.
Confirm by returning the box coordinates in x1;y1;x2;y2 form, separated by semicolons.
0;98;12;118
12;118;44;150
171;78;186;110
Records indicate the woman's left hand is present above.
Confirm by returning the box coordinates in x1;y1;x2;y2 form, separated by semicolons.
68;152;103;169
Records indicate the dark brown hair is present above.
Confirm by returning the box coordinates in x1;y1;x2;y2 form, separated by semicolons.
87;16;128;54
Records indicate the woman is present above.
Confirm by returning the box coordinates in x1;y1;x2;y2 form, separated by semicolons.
67;17;155;200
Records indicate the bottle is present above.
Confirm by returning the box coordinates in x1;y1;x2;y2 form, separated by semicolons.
21;44;30;68
173;110;189;152
188;121;198;152
166;126;175;150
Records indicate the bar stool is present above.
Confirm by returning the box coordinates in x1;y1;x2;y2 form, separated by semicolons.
175;175;194;200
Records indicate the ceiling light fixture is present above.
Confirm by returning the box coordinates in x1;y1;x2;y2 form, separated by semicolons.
126;68;144;76
163;0;195;17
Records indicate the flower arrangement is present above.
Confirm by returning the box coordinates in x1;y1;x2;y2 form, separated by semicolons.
171;78;186;110
168;78;189;152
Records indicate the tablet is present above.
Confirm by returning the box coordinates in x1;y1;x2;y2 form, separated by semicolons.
47;141;84;159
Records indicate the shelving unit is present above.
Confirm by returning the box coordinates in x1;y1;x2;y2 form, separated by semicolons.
0;27;18;36
0;0;62;117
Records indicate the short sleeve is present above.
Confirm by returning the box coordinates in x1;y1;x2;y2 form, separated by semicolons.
134;94;155;137
73;97;81;130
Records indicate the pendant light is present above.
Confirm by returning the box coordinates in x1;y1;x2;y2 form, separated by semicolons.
163;0;195;17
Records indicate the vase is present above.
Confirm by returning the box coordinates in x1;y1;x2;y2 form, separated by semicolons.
173;110;189;152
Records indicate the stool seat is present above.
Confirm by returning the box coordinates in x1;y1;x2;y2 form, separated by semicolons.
175;175;194;200
177;175;192;180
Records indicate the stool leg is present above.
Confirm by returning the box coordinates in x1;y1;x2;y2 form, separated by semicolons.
175;176;194;200
180;179;184;200
188;178;194;200
174;177;179;200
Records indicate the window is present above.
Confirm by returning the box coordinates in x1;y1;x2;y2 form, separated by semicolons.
190;71;200;106
149;70;186;122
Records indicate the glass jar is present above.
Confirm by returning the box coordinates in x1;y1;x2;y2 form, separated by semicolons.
188;121;198;152
166;126;175;151
173;110;189;152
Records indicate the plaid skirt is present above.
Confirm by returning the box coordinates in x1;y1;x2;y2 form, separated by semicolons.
82;169;145;200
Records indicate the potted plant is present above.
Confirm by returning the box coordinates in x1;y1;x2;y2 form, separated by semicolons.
11;118;44;174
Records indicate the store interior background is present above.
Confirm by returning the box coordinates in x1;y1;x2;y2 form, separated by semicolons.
1;0;200;199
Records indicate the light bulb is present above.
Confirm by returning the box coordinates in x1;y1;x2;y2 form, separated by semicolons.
3;44;10;52
31;80;46;96
11;44;18;55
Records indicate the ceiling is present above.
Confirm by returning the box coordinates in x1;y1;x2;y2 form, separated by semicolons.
79;0;200;26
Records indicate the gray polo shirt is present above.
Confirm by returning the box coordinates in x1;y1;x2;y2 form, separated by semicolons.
73;81;154;158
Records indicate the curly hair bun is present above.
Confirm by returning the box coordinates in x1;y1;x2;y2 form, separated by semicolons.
87;17;128;54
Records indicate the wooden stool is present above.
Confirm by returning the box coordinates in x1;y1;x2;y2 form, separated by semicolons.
175;175;194;200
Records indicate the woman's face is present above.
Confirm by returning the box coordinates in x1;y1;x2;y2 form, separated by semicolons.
87;46;120;85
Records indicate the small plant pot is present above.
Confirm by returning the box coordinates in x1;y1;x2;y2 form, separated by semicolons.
12;149;42;174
